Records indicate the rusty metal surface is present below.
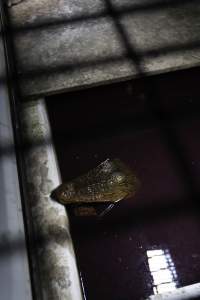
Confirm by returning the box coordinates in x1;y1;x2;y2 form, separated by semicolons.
7;0;200;98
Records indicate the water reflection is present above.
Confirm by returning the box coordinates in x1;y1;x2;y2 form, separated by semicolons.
147;249;178;295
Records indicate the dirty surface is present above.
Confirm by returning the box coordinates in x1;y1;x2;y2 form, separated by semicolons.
20;100;83;300
0;12;32;298
46;67;200;300
7;0;200;98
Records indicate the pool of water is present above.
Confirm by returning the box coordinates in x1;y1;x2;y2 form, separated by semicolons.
46;67;200;300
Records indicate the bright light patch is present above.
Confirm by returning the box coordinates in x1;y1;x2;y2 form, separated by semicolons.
147;250;164;257
147;248;178;295
148;255;168;271
151;269;173;285
157;282;177;294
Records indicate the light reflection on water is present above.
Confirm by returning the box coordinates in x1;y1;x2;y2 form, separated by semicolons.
147;248;178;295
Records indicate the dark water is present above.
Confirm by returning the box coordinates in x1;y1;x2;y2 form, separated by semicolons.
46;67;200;300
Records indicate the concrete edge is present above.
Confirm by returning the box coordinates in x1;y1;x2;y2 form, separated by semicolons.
20;99;83;300
0;7;32;299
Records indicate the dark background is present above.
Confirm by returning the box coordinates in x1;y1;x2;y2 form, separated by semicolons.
46;66;200;300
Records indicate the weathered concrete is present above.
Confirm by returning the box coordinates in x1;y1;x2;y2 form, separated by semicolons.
20;99;83;300
8;0;200;98
148;283;200;300
0;5;32;299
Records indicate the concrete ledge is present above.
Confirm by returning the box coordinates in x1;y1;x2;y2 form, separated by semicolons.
20;99;83;300
148;283;200;300
7;0;200;98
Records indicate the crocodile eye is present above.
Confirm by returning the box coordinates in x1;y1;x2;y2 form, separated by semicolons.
62;191;68;198
111;172;125;183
